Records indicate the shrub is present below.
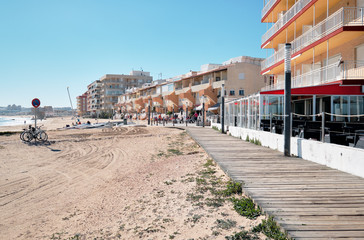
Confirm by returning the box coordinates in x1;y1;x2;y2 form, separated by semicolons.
231;197;261;219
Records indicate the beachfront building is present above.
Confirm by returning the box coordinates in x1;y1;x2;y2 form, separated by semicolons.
76;92;88;116
259;0;364;121
99;71;152;114
117;56;265;119
221;0;364;146
87;80;101;115
86;71;153;116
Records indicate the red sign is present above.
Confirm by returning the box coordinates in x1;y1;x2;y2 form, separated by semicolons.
32;98;41;108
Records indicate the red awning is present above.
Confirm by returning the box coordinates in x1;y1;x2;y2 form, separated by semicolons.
260;83;364;96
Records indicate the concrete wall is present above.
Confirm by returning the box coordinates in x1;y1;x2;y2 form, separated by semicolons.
211;122;364;178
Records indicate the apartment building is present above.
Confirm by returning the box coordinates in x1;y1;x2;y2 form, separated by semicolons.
99;71;152;113
260;0;364;121
117;56;264;116
87;80;101;114
76;92;88;116
86;71;153;115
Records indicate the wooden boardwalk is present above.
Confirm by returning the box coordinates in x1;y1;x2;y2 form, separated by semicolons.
186;127;364;239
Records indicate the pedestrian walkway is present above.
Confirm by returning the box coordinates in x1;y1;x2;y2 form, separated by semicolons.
186;127;364;239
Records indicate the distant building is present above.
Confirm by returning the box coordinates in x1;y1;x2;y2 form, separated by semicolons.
87;71;153;115
76;92;88;116
87;80;101;114
43;106;54;117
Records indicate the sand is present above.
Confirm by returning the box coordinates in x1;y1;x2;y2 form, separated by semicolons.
0;123;265;239
0;116;122;132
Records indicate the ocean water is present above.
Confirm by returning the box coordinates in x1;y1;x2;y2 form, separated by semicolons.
0;117;34;127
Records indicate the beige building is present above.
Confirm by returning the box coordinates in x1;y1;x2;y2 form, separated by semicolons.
86;71;153;115
76;92;88;116
117;56;264;116
87;80;101;114
99;71;152;113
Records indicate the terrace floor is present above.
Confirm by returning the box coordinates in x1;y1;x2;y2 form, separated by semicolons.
186;127;364;239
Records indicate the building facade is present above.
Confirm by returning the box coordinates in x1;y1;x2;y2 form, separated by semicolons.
260;0;364;121
117;56;264;118
86;71;153;116
76;92;88;116
87;80;101;114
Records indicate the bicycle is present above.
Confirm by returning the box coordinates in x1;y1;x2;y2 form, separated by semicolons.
20;125;48;142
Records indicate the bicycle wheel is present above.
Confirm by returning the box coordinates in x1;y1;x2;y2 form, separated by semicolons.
20;131;26;141
23;132;33;142
37;131;48;141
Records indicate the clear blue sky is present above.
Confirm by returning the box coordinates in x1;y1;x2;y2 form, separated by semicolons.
0;0;266;107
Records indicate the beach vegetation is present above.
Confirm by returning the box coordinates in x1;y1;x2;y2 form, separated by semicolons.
222;181;243;197
225;230;259;240
215;219;237;230
167;148;183;155
252;216;290;240
204;158;215;167
245;135;250;142
230;198;261;219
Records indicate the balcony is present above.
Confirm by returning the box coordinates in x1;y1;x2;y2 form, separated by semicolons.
261;61;364;91
212;80;226;89
292;7;364;54
262;0;312;46
191;83;210;92
262;0;279;21
261;7;364;71
261;47;285;70
175;87;189;95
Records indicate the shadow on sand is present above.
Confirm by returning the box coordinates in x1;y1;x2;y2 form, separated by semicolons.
23;140;61;152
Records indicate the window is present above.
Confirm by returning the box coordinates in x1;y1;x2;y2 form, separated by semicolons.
216;77;221;81
239;89;245;96
229;90;235;96
238;73;245;80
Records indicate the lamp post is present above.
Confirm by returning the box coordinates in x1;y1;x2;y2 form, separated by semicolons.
200;95;207;128
284;43;292;156
148;100;151;125
221;84;225;133
184;100;189;127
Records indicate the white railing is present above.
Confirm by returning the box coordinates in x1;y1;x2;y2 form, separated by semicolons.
262;0;312;45
342;60;364;79
292;63;341;88
292;7;364;54
262;0;279;20
261;61;364;91
261;7;364;71
261;47;285;70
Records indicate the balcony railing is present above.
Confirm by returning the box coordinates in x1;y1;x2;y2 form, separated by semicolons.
262;0;279;20
293;7;364;54
261;61;364;91
261;7;364;71
261;47;285;70
262;0;312;45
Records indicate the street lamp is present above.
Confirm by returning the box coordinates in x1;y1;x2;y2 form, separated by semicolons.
200;95;207;127
184;99;189;127
221;84;225;134
148;99;151;125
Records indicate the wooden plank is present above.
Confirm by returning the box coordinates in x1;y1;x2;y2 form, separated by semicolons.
186;128;364;239
289;230;364;238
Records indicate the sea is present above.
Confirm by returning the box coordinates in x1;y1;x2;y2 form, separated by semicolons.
0;117;34;127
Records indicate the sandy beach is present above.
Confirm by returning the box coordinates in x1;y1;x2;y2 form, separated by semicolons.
0;122;266;239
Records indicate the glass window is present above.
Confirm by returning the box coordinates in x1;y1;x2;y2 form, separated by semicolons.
229;90;235;96
238;73;245;80
239;89;245;96
350;96;364;122
333;96;349;121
